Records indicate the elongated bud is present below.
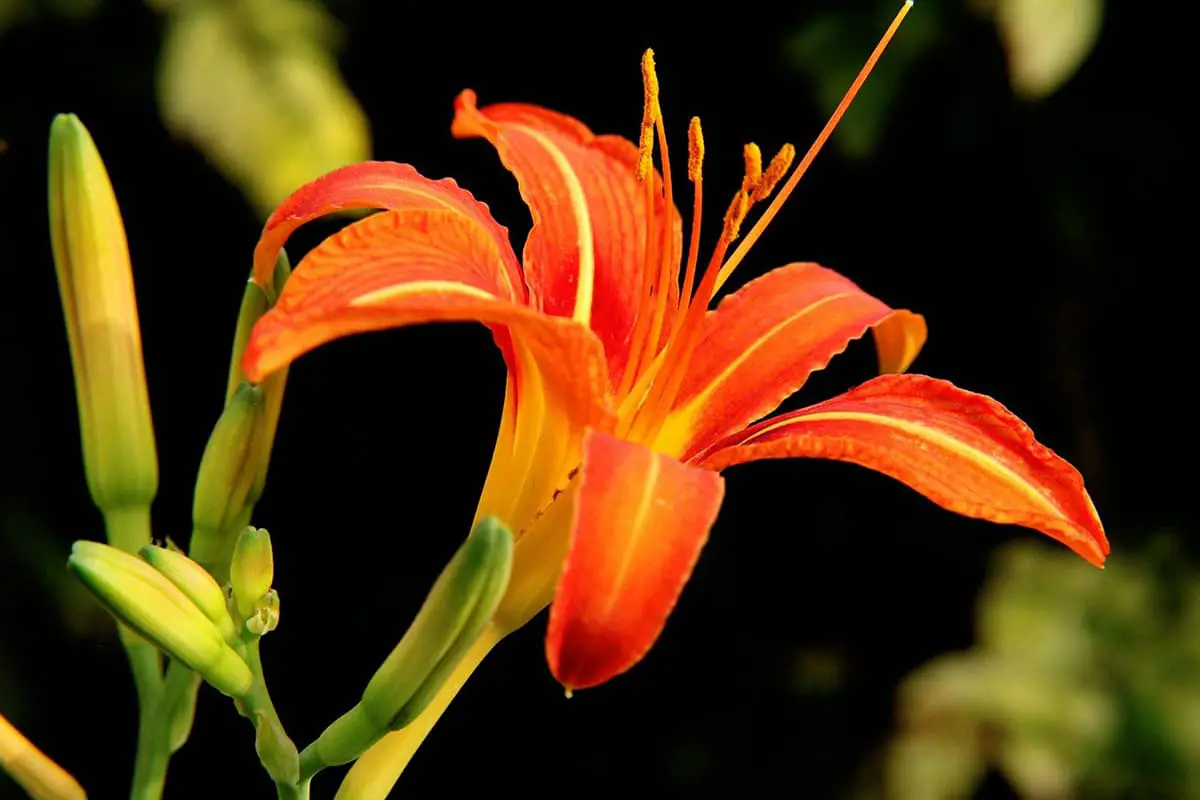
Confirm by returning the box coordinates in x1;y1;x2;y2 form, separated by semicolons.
230;527;274;621
48;114;158;515
226;251;291;404
138;544;237;642
189;384;268;579
68;541;252;698
307;518;513;767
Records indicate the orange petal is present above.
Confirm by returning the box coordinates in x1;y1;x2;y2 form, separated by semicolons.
546;430;724;691
243;208;612;439
251;160;524;300
696;374;1108;567
452;90;682;384
657;263;926;460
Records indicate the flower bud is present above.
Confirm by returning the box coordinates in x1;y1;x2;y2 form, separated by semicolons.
48;114;158;514
230;527;274;620
68;541;252;698
189;385;269;580
309;518;512;767
138;544;237;642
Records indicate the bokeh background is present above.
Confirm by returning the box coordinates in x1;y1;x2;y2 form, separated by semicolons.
0;0;1191;797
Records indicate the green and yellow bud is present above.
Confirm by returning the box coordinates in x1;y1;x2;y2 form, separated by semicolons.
138;544;237;642
230;527;274;620
68;541;252;698
189;385;269;579
48;114;157;516
307;518;513;768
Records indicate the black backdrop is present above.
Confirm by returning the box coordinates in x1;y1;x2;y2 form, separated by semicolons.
0;1;1190;796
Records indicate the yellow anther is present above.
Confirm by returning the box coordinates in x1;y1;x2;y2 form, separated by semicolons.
741;143;763;194
721;190;750;241
637;49;660;182
687;117;704;183
752;143;796;202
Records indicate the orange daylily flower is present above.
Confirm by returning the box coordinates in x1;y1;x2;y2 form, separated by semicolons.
242;4;1106;692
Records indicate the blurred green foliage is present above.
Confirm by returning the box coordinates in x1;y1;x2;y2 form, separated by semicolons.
858;536;1200;799
786;0;1104;158
0;0;370;218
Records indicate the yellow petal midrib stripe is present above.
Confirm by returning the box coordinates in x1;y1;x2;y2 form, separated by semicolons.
351;280;497;306
676;290;860;414
511;125;596;327
744;409;1065;518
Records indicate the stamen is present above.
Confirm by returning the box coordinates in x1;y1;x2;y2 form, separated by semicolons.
636;111;680;381
742;143;763;194
637;50;659;182
687;116;704;183
628;0;914;443
676;117;705;322
722;190;750;242
618;49;667;397
713;0;914;292
752;143;795;203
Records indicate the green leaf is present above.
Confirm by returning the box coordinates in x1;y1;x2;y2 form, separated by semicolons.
156;0;370;217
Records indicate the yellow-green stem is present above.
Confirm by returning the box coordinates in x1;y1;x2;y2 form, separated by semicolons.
104;506;172;800
334;625;502;799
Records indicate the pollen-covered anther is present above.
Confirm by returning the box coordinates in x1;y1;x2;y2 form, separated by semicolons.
687;117;704;183
637;49;660;181
722;190;750;242
741;143;763;195
752;143;795;203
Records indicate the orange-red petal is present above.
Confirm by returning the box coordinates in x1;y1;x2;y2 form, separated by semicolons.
546;430;724;691
452;90;681;385
695;374;1108;567
243;208;612;437
656;263;926;460
251;160;524;301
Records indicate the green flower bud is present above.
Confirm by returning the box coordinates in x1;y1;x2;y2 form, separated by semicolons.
68;541;252;698
309;518;513;767
48;114;157;515
230;527;274;620
189;384;268;579
138;544;237;642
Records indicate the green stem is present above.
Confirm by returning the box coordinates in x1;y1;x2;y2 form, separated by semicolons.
128;691;169;800
275;778;310;800
105;507;173;800
242;639;303;793
243;639;286;730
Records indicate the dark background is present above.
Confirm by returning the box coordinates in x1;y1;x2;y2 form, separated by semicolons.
0;0;1191;797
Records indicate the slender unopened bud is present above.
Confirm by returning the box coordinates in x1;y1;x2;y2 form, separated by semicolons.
48;114;157;514
225;251;291;403
68;541;252;698
230;527;274;620
307;518;513;767
189;384;269;579
138;544;237;642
